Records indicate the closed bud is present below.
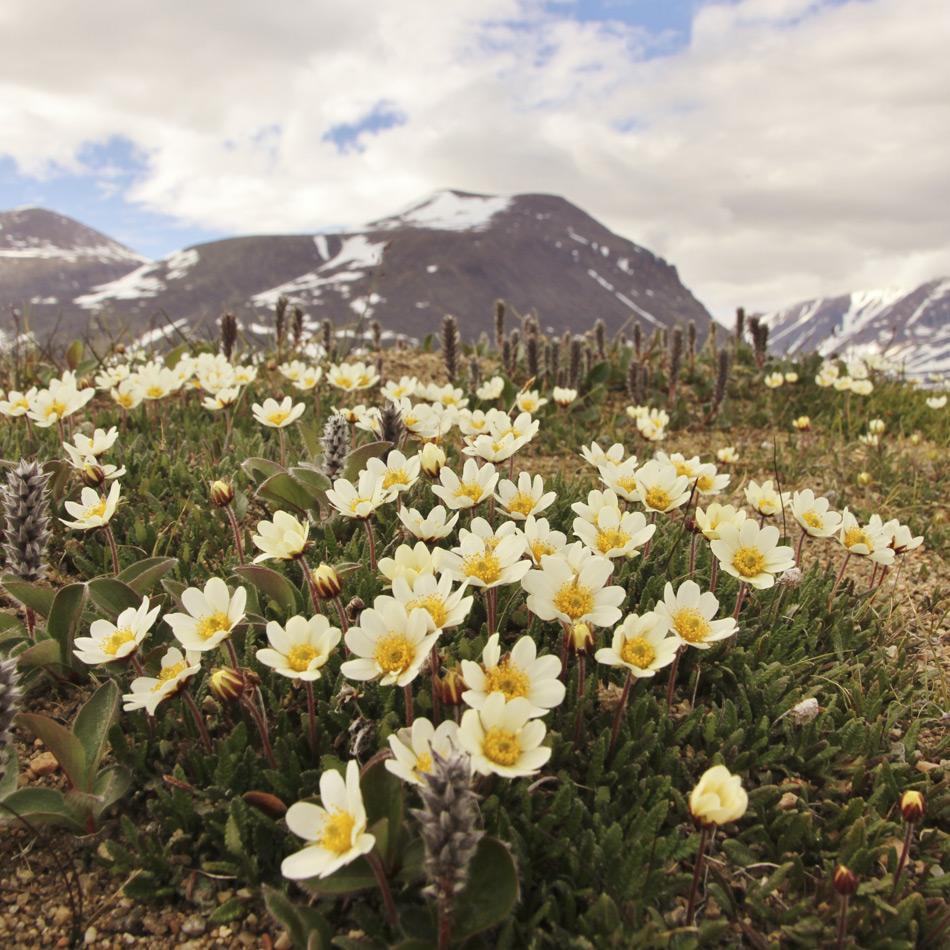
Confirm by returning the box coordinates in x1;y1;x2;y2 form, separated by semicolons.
81;462;106;488
833;864;858;896
421;442;446;477
209;667;245;701
311;563;342;599
210;479;235;508
900;790;925;823
857;471;872;486
346;596;365;625
571;622;594;653
435;666;465;706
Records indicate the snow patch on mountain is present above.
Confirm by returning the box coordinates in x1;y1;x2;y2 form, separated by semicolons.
369;190;510;232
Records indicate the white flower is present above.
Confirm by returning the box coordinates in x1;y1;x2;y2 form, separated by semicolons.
381;376;419;401
70;427;118;457
252;510;310;562
61;481;121;530
694;503;747;541
364;450;421;501
431;459;499;510
595;611;679;676
653;580;738;649
341;596;439;686
28;374;95;426
461;633;564;716
764;372;784;389
519;515;568;565
476;376;505;400
790;490;842;538
716;447;739;464
744;479;788;517
202;387;242;411
635;460;691;513
281;761;376;879
327;361;379;391
689;765;748;826
579;441;627;472
74;596;160;665
495;472;556;521
522;552;624;627
122;647;201;715
397;504;459;542
385;718;461;786
573;505;654;559
516;390;547;414
710;521;796;589
459;693;551;778
925;395;947;410
326;470;388;520
378;541;436;586
292;367;323;391
838;509;894;565
0;388;37;418
111;379;144;410
391;572;474;632
165;577;247;652
251;396;306;428
868;418;886;435
851;379;873;396
553;387;577;406
598;459;642;502
881;518;923;555
256;615;342;680
784;372;799;383
435;528;530;590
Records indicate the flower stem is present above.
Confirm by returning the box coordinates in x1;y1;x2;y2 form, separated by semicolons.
827;552;852;608
366;849;399;927
485;587;497;636
891;821;915;900
666;645;684;712
301;559;322;613
25;606;36;640
334;596;349;633
225;638;240;669
688;533;698;576
794;530;807;567
403;684;414;726
304;680;318;755
363;518;378;571
835;893;850;950
224;504;245;564
732;583;748;620
572;652;586;745
102;524;120;574
607;670;633;760
241;689;277;767
180;688;212;752
685;824;711;925
278;427;287;467
430;647;442;725
709;557;719;593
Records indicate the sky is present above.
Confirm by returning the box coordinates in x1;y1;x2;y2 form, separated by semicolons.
1;0;949;317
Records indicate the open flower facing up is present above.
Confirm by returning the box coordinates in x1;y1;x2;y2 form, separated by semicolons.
745;479;788;518
595;611;680;677
385;718;460;786
459;693;551;778
580;441;627;474
475;376;505;401
790;490;842;538
694;503;747;541
397;504;459;542
281;760;376;880
882;518;923;556
61;481;121;531
74;596;161;665
431;459;499;510
378;541;436;586
341;596;439;687
252;510;310;562
519;516;568;565
926;395;947;410
573;505;655;559
0;388;37;418
122;647;201;715
327;361;380;392
70;426;119;457
365;450;421;502
495;472;556;521
654;580;738;650
251;396;306;428
28;373;95;427
165;577;247;652
634;460;691;514
522;552;624;628
516;390;548;414
391;572;474;633
764;372;784;389
435;527;530;590
716;446;739;464
326;470;388;520
838;510;895;565
256;615;342;680
711;521;796;589
381;375;419;402
461;633;565;716
689;765;749;827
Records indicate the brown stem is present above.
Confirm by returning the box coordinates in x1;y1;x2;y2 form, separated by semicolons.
827;552;852;608
891;821;915;900
403;683;414;726
300;559;322;613
334;596;349;634
666;645;684;712
25;606;36;640
366;849;399;927
180;688;212;752
363;518;378;571
224;504;245;564
709;557;719;594
484;587;497;636
241;689;277;767
732;583;748;620
304;680;318;755
794;530;807;567
102;524;120;574
685;824;711;925
607;670;633;760
835;893;850;950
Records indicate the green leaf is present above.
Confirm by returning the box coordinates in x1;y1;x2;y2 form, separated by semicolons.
262;885;332;950
117;556;178;595
65;339;84;370
46;583;88;665
16;638;65;671
343;440;392;481
360;758;404;869
0;748;19;799
584;361;611;388
74;680;120;776
452;837;520;941
258;473;321;515
0;787;85;832
87;577;141;619
307;855;377;895
92;764;131;812
1;578;56;618
16;712;89;790
232;565;299;616
242;457;286;483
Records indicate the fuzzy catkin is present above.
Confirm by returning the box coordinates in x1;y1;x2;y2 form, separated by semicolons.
321;318;334;359
712;349;730;417
321;414;350;480
632;320;642;359
468;355;481;394
668;327;684;399
0;658;20;783
568;336;583;387
442;315;459;380
379;400;404;447
275;296;288;351
594;319;606;361
292;306;304;347
370;320;382;351
220;312;237;360
494;300;506;350
2;460;51;583
735;306;745;343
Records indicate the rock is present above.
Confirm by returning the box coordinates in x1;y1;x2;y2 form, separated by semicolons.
142;914;168;936
181;915;206;937
274;933;293;950
83;926;98;945
52;906;72;926
778;791;798;810
29;751;60;777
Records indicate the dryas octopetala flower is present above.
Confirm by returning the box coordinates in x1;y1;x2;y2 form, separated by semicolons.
256;615;342;680
0;388;37;418
60;480;121;531
165;577;247;652
459;693;551;778
420;442;447;477
28;373;95;427
74;596;161;665
694;503;747;541
573;505;655;559
475;376;504;400
122;647;202;715
431;459;499;510
926;395;947;410
595;611;680;677
326;361;380;391
634;460;691;514
364;449;421;501
495;472;556;521
745;479;788;517
716;446;739;464
460;633;565;716
790;489;842;538
689;765;749;826
281;760;376;880
521;551;625;628
764;372;784;389
251;510;310;562
378;541;436;586
326;470;388;520
654;580;738;650
392;572;474;633
711;520;796;589
515;389;547;414
397;504;459;542
553;386;577;407
792;416;811;431
69;426;119;457
580;441;627;474
838;509;894;565
310;564;343;599
434;528;530;591
385;718;461;786
881;518;923;555
251;395;306;428
340;596;440;687
520;515;568;566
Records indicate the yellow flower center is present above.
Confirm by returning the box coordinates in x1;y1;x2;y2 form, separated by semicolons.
45;399;68;419
152;660;187;691
357;373;371;387
320;810;356;855
118;393;134;408
462;552;502;585
505;491;537;517
732;547;766;578
552;582;595;621
521;398;537;411
843;527;871;550
674;462;693;477
408;595;449;629
696;474;714;492
620;636;656;668
484;660;530;699
616;476;638;494
267;410;289;425
146;385;164;398
530;540;555;563
14;397;29;410
196;611;232;640
482;727;521;767
802;510;823;529
335;375;353;388
382;469;410;489
414;752;433;775
644;487;672;511
287;643;319;672
102;628;135;656
87;497;109;519
348;496;371;514
595;527;630;554
672;608;712;644
455;481;485;504
374;634;415;675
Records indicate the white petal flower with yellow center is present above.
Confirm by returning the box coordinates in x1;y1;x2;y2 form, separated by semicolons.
579;441;627;473
693;464;730;496
252;510;310;562
0;387;38;418
365;450;421;502
397;504;459;542
462;431;520;463
595;611;680;676
278;360;308;382
61;480;121;531
385;718;461;786
926;395;947;410
634;460;691;514
881;518;923;555
519;516;568;565
573;505;655;559
431;459;499;510
327;361;379;392
122;647;202;715
165;577;247;652
281;760;376;880
654;580;738;650
475;376;505;400
745;479;789;517
790;490;842;538
29;381;95;427
495;472;556;520
851;379;873;396
340;596;439;687
70;427;118;457
689;765;748;826
326;470;388;520
251;395;306;428
62;445;126;480
391;572;474;632
515;390;547;414
710;521;795;589
381;376;419;402
764;372;784;389
716;446;739;464
74;596;161;666
522;552;624;627
111;379;144;410
553;387;577;407
459;693;551;778
202;386;242;411
456;408;492;438
434;530;530;590
461;633;564;716
256;615;342;680
292;367;323;391
570;487;622;526
378;541;436;586
598;459;642;503
694;503;747;541
838;509;894;565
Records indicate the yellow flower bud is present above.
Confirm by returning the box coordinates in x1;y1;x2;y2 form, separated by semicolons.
689;765;748;827
209;667;245;702
833;864;858;896
311;563;342;599
210;479;235;508
435;666;465;706
571;622;594;653
420;442;446;477
900;790;925;823
81;462;106;488
792;416;811;431
857;471;872;486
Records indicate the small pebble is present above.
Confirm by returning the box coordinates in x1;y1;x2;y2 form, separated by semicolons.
181;914;206;937
84;926;98;945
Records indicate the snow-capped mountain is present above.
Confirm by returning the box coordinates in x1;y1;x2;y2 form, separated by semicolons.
761;279;950;378
0;190;712;345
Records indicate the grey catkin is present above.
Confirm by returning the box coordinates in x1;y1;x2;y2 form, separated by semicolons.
442;315;459;380
2;460;51;583
0;658;21;783
321;414;350;480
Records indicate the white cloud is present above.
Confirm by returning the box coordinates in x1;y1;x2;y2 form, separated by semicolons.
1;0;948;315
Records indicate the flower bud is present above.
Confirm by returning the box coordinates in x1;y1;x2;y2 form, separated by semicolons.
570;622;594;653
910;432;921;445
311;563;342;599
81;462;106;488
346;596;365;625
792;415;811;431
210;479;235;508
900;790;925;823
833;864;858;896
421;442;446;477
857;471;871;486
209;667;245;701
435;666;465;706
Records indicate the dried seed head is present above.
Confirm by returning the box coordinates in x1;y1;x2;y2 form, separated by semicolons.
0;658;21;782
442;315;459;380
2;460;51;583
321;414;350;481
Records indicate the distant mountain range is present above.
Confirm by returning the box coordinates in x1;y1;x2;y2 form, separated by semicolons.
0;191;713;347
